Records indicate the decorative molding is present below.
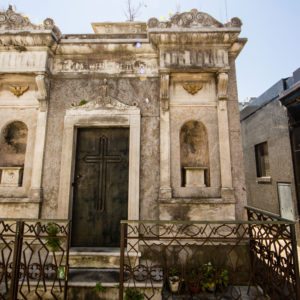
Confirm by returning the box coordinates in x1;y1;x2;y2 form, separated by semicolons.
182;82;203;95
148;9;242;29
9;85;29;97
217;72;229;100
0;52;48;73
0;5;61;37
159;48;229;69
160;73;170;111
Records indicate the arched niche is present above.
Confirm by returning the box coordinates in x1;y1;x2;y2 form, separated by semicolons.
0;121;28;187
180;120;210;187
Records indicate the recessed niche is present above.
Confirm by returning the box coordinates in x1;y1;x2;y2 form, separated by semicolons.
180;120;210;187
0;121;28;186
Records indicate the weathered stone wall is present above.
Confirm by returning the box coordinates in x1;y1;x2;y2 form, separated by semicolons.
241;99;297;215
41;77;160;220
227;57;247;220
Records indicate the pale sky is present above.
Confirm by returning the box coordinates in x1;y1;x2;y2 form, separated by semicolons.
1;0;299;102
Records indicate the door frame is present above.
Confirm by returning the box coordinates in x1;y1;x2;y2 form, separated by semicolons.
57;105;141;224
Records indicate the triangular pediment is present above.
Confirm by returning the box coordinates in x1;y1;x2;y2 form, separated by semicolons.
70;96;138;111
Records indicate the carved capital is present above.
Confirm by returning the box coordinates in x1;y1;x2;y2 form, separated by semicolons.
35;74;49;111
182;82;203;95
217;72;228;100
160;73;170;111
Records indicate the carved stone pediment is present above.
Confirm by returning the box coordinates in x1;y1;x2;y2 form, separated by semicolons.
0;6;61;37
71;96;138;111
148;9;242;29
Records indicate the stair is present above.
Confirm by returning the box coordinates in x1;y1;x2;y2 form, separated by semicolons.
68;247;140;268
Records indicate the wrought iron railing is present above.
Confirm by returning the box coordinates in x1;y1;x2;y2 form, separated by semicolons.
0;219;70;300
119;209;300;300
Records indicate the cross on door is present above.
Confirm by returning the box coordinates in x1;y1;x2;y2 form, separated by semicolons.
84;135;121;211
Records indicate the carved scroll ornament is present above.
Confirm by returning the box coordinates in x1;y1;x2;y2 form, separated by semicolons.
0;5;61;37
148;9;242;29
9;85;29;97
182;82;203;95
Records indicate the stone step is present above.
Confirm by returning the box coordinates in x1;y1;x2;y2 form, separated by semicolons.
68;248;140;268
68;268;162;300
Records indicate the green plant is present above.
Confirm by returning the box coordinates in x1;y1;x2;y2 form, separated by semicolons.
45;222;61;252
78;99;88;106
200;262;229;292
168;266;180;278
94;282;107;293
125;288;144;300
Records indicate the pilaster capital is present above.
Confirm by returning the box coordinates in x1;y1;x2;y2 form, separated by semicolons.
217;72;229;100
35;74;49;112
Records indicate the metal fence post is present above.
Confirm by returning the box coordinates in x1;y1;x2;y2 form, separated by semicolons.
119;222;126;300
9;220;24;300
290;223;300;299
64;220;71;300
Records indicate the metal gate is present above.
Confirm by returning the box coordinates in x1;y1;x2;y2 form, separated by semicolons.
0;219;70;300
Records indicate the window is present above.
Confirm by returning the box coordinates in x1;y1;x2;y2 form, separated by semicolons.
255;142;270;177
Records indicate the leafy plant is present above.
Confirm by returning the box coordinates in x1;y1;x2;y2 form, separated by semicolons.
125;287;144;300
95;282;107;293
200;262;229;292
168;266;180;278
45;222;61;252
78;99;88;106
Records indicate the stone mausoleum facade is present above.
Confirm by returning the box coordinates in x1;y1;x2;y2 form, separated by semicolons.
0;6;246;247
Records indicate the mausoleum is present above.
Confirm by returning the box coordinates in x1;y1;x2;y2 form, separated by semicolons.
0;6;246;249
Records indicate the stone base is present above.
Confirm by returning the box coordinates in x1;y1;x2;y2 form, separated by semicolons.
159;199;236;221
0;199;40;218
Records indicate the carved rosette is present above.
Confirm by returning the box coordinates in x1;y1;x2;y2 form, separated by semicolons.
182;82;203;95
148;9;242;29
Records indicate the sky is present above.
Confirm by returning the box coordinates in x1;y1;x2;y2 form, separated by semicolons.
1;0;299;102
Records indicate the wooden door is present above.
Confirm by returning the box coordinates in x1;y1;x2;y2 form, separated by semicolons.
71;128;129;247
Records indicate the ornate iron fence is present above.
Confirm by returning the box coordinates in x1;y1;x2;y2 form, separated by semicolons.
0;219;70;300
119;210;300;300
247;206;300;300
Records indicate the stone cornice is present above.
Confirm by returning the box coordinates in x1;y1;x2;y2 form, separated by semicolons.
149;31;240;46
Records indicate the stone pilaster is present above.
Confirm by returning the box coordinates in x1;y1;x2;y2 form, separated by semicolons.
217;72;234;199
29;74;49;203
159;72;172;199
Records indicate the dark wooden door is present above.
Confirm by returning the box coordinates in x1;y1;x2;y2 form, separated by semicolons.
71;128;129;247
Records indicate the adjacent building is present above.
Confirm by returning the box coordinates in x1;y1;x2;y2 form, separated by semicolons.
241;68;300;221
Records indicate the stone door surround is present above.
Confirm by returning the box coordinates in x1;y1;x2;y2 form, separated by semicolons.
57;103;141;222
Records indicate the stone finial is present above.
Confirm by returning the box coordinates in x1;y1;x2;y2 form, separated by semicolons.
148;9;242;29
0;6;61;37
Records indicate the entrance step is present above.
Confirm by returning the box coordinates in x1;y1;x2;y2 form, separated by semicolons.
69;248;140;268
68;268;162;300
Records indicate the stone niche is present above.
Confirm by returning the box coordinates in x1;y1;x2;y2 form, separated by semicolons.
180;120;210;187
0;121;28;186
